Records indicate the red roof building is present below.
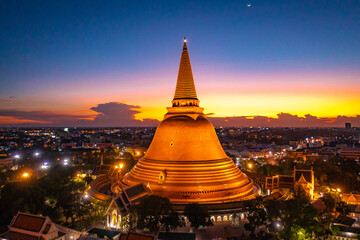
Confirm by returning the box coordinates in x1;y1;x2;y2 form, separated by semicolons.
0;212;81;240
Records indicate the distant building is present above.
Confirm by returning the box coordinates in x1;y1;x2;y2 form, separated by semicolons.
61;143;76;149
0;154;12;169
339;147;360;160
342;193;360;206
330;215;360;240
265;168;314;199
89;137;105;144
348;204;360;220
345;122;352;129
123;147;146;157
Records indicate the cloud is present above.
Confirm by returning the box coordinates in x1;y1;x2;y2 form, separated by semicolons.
0;110;90;123
207;112;360;128
89;102;159;127
0;98;12;103
0;102;160;127
0;103;359;127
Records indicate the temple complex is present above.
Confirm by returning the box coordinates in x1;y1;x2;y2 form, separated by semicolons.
116;39;257;204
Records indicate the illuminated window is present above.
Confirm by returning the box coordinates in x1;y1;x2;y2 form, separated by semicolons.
217;216;222;222
223;215;228;221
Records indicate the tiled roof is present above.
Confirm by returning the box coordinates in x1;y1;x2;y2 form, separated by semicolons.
1;231;39;240
295;170;312;183
92;164;114;175
42;223;51;234
342;193;360;204
87;227;120;239
77;236;100;240
126;232;156;240
335;216;356;227
297;174;307;184
115;197;126;211
278;176;294;183
121;192;129;205
312;199;326;213
119;233;127;240
12;213;46;233
125;183;147;200
158;232;196;240
337;225;360;234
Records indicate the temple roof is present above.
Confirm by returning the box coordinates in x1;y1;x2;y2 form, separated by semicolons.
0;231;39;240
297;174;308;184
11;212;46;233
312;199;326;213
295;169;312;183
126;232;156;240
173;38;198;100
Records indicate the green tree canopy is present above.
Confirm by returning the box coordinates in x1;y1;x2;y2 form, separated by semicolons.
184;203;213;230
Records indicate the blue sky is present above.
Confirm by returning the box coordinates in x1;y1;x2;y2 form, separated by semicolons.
1;0;360;126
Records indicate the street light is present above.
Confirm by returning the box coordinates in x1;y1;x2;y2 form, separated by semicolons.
41;164;48;169
275;222;281;230
120;163;123;169
337;188;341;193
22;172;29;178
248;163;252;169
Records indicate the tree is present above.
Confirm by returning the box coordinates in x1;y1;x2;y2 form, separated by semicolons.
133;195;178;234
289;224;310;240
243;197;268;236
184;203;213;230
0;180;46;226
120;152;136;172
160;211;185;232
278;189;324;239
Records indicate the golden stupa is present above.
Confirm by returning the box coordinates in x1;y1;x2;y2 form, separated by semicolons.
122;38;256;204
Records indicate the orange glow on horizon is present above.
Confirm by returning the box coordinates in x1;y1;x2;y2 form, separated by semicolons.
1;69;360;124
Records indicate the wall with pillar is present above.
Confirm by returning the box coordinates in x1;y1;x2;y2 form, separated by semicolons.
210;213;246;223
107;209;123;230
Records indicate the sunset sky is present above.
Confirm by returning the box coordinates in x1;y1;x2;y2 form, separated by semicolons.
1;0;360;127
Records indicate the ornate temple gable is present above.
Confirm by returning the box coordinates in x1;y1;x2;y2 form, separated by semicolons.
294;168;314;184
343;193;360;205
297;174;308;184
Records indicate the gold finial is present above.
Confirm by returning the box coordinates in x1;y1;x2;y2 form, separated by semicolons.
184;37;187;43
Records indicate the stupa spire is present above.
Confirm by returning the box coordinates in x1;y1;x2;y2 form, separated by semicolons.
166;38;203;119
173;37;198;101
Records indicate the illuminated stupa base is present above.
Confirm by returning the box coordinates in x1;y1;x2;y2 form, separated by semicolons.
118;38;257;204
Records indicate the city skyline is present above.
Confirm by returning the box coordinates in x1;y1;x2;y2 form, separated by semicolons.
1;0;360;127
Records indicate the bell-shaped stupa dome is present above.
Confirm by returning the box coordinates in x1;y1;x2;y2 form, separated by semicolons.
122;38;256;203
